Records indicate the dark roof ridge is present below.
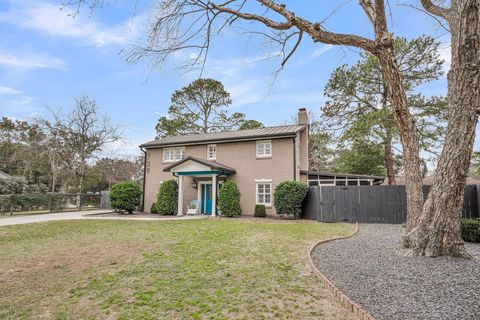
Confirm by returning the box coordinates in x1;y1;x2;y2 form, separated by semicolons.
140;124;306;148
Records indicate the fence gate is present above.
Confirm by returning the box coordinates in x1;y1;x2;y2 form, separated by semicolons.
302;185;480;224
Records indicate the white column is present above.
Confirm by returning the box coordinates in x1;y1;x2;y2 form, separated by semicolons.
211;174;217;217
177;175;184;215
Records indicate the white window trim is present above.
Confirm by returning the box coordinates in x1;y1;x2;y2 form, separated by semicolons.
255;179;272;207
162;147;185;163
256;140;272;159
207;144;217;161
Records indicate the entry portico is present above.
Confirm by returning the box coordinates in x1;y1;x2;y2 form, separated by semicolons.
163;156;236;216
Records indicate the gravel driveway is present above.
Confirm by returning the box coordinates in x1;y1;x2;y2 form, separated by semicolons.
311;224;480;320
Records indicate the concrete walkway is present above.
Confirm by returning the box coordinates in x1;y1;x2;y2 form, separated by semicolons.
0;210;205;227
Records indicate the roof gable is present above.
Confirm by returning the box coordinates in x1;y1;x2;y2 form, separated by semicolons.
163;156;236;174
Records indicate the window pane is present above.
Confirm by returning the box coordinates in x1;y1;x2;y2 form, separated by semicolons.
265;194;271;203
265;184;270;192
258;184;264;193
258;194;264;203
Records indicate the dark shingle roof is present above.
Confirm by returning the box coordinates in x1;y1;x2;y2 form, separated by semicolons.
140;124;306;148
163;156;236;174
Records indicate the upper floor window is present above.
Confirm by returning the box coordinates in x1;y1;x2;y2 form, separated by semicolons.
256;140;272;158
207;144;217;160
163;147;185;163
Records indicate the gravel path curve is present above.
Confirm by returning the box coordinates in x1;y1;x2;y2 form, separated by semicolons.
311;224;480;320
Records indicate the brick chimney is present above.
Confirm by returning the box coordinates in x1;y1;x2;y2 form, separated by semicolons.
297;108;308;125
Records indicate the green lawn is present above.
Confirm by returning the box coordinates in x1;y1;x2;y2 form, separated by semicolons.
0;219;353;320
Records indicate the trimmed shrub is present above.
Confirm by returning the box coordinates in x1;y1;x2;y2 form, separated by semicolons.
218;181;241;217
274;181;308;219
110;181;142;214
461;218;480;243
150;202;158;214
156;180;178;215
254;204;266;217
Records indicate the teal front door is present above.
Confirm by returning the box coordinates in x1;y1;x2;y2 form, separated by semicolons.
202;184;212;215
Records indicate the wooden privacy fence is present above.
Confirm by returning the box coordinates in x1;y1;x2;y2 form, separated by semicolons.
301;185;480;224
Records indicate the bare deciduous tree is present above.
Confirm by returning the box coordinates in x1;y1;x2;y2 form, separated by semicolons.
43;96;123;193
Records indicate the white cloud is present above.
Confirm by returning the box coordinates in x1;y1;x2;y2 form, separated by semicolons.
228;80;265;107
9;96;35;106
0;51;66;70
0;85;22;95
297;44;334;65
3;1;145;47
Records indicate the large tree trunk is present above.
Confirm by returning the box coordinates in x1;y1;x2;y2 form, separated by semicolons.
384;131;397;185
401;1;479;257
375;41;425;230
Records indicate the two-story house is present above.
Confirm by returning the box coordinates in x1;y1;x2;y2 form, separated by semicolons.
139;108;310;216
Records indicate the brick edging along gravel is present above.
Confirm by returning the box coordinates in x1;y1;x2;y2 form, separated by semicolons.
308;223;376;320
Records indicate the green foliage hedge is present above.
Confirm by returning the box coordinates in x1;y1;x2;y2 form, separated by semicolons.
0;177;48;195
254;204;266;217
461;218;480;243
218;181;241;217
110;181;142;214
274;181;309;219
150;202;158;214
0;194;67;213
156;180;178;215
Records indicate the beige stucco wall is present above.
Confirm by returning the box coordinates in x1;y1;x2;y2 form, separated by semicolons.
143;133;307;215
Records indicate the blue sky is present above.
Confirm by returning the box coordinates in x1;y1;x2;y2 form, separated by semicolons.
0;0;474;159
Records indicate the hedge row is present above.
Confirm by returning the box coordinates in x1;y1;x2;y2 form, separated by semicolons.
0;194;68;213
462;218;480;243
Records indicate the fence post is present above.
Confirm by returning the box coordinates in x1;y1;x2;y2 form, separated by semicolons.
9;194;14;216
48;193;53;213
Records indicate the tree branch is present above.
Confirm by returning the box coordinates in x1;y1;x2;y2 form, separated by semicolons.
420;0;451;21
359;0;375;24
210;0;377;52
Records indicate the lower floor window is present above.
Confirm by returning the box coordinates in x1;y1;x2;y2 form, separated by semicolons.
256;182;272;206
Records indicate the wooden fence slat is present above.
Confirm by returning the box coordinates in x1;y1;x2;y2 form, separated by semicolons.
302;185;479;224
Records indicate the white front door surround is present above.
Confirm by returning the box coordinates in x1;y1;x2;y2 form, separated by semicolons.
177;175;222;216
211;174;217;217
177;175;184;216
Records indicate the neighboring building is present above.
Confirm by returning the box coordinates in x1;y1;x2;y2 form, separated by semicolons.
0;170;11;180
393;176;480;186
140;108;384;216
304;171;384;186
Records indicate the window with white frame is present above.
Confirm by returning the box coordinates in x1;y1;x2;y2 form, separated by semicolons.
207;144;217;160
256;140;272;158
256;180;272;206
162;147;185;163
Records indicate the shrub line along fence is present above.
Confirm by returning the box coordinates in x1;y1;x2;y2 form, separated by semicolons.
301;185;480;224
0;191;111;215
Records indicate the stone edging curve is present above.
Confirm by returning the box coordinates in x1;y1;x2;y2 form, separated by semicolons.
308;223;376;320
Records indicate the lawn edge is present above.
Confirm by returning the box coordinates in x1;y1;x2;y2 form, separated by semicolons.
308;223;376;320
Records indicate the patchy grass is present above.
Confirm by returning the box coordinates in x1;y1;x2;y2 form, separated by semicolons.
0;219;354;319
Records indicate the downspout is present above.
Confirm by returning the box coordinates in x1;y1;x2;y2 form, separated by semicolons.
293;137;296;181
140;147;147;212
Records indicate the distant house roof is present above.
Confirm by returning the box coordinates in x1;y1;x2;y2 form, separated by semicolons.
140;124;307;148
392;176;480;186
302;170;385;180
0;170;11;179
163;156;236;174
